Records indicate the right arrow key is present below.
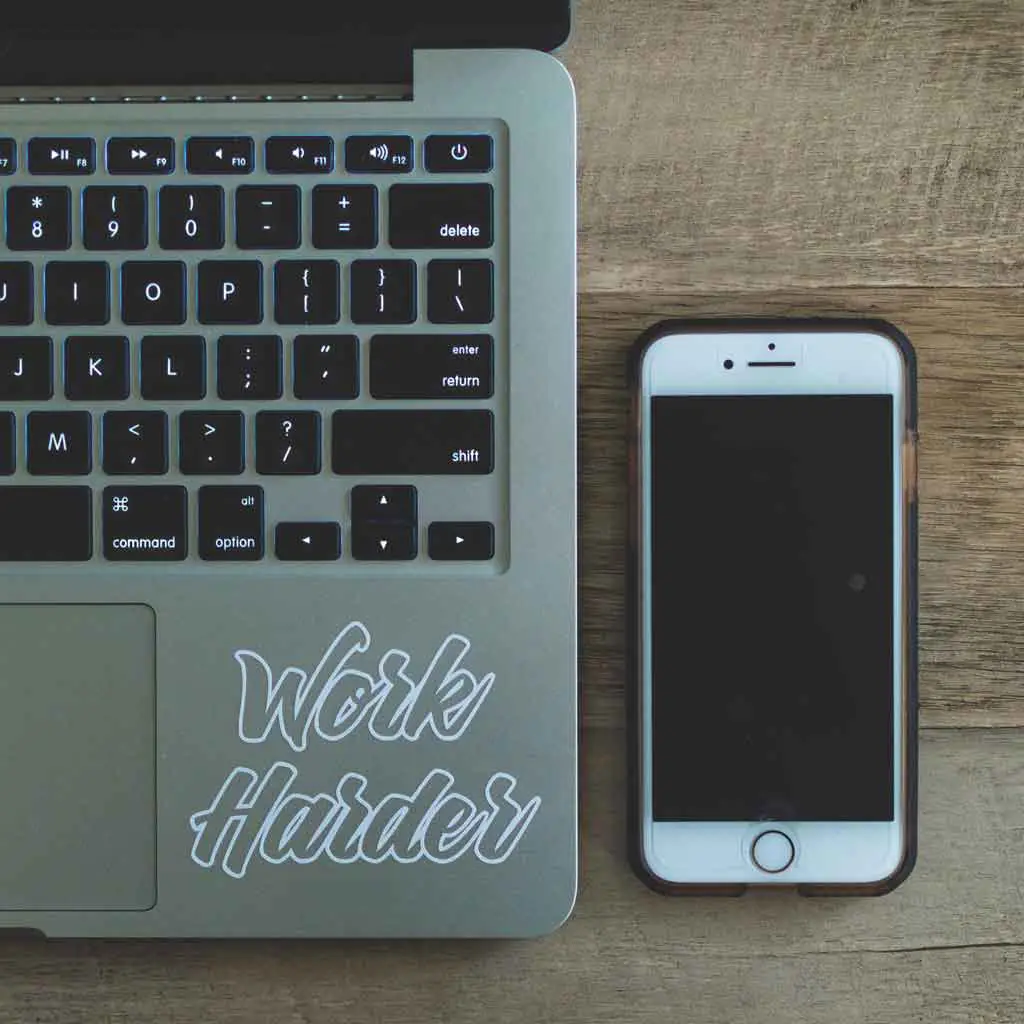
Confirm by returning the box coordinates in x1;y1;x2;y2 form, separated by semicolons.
428;522;495;561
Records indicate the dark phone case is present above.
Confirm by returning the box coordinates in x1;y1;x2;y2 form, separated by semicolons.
625;317;919;897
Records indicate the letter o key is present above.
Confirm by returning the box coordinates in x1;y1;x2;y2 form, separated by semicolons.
145;281;162;302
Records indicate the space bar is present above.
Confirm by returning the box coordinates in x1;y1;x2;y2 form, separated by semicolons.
0;487;92;561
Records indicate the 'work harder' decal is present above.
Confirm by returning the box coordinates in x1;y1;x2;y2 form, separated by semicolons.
189;622;541;877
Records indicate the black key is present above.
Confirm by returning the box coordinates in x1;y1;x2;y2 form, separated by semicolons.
0;413;14;474
141;336;206;401
83;186;148;250
293;334;359;400
0;139;15;174
311;186;378;249
0;262;34;324
121;261;187;325
0;338;52;400
351;484;417;523
103;486;186;561
266;136;334;174
5;186;71;251
28;137;95;174
199;485;264;560
275;522;341;561
274;260;340;325
428;521;495;561
186;137;254;175
370;334;493;400
217;335;282;400
427;260;494;324
27;411;91;475
389;184;493;249
350;260;416;324
102;412;168;475
44;262;110;325
345;135;413;174
158;186;225;250
0;486;91;560
425;135;494;173
236;186;301;249
106;137;174;175
179;411;244;475
332;411;493;475
351;522;417;561
255;411;320;475
65;335;129;401
198;261;263;325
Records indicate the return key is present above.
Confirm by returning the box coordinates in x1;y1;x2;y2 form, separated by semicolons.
370;334;493;399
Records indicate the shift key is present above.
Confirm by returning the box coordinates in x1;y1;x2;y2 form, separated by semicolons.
332;411;493;475
0;486;92;560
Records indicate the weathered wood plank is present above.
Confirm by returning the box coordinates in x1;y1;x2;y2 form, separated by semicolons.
566;0;1024;291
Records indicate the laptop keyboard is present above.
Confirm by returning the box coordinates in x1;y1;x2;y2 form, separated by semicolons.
0;125;504;567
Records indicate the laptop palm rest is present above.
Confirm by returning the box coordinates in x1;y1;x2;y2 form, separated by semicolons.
0;605;155;911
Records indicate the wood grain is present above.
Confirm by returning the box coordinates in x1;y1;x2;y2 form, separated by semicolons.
0;728;1020;1023
581;289;1024;729
565;0;1024;291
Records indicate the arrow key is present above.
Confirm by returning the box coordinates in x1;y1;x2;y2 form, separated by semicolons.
103;411;168;475
351;521;417;561
350;484;417;524
275;522;341;561
428;521;494;561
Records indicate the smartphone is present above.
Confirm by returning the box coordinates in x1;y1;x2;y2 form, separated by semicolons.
627;319;918;895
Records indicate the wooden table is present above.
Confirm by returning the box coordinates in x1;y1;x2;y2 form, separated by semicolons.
3;3;1022;1020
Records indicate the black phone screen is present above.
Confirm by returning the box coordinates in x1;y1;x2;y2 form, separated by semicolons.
650;395;895;822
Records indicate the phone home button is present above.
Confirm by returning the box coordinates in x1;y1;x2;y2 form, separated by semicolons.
751;829;796;874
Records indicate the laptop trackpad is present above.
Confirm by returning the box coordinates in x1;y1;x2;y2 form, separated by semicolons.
0;605;155;911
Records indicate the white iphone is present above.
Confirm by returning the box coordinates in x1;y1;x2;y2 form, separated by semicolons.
628;319;918;895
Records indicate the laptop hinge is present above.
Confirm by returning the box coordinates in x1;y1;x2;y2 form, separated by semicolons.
0;30;413;104
0;84;411;105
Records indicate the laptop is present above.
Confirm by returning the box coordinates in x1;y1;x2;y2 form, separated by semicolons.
0;4;577;938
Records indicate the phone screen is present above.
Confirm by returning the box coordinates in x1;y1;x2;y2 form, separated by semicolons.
650;395;895;822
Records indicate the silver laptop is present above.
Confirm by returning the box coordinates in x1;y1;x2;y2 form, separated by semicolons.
0;5;577;938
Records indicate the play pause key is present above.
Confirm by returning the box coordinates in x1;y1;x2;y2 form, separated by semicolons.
275;522;341;561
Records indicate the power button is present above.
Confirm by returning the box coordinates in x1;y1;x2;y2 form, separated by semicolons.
425;135;494;173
